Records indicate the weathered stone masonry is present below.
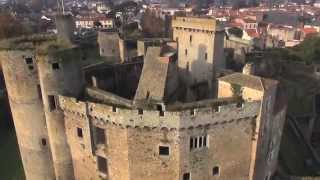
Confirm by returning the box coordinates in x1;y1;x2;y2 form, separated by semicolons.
59;96;260;180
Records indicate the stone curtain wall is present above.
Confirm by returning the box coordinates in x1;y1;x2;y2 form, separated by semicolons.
59;96;260;180
59;96;260;130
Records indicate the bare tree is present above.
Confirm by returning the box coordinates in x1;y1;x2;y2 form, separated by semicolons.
0;13;28;39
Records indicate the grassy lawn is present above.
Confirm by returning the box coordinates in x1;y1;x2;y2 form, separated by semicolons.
0;96;25;180
279;120;320;176
0;129;25;180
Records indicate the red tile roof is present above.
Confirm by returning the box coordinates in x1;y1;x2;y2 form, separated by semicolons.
303;27;318;35
245;29;259;38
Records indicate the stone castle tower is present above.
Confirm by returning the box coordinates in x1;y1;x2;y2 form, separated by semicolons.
0;46;56;180
172;17;225;91
0;15;82;180
0;16;287;180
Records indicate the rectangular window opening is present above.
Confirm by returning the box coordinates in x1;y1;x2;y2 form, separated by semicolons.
146;91;150;99
214;106;219;112
138;108;143;115
97;156;108;174
183;173;190;180
157;105;164;117
185;49;188;56
95;127;106;145
190;109;195;116
205;53;208;61
190;135;208;150
37;84;42;100
25;57;33;64
159;146;169;156
236;102;243;108
190;137;193;151
28;65;34;70
203;135;207;147
41;138;47;146
48;95;57;111
112;106;117;112
52;63;60;70
212;166;220;176
77;127;83;138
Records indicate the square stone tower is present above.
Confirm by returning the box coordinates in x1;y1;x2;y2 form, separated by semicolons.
172;17;225;87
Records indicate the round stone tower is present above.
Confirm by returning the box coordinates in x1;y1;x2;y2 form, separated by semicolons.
0;50;55;180
36;46;84;180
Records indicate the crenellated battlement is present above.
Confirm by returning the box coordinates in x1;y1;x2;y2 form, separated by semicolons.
172;17;219;32
59;96;261;130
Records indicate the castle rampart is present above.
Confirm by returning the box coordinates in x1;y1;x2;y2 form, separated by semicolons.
59;96;260;129
172;17;220;32
60;94;259;180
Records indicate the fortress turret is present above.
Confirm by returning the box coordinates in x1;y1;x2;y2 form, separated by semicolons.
0;42;55;180
172;17;226;98
36;45;85;180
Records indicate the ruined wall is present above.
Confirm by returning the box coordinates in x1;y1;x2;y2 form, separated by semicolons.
59;95;260;180
137;39;172;57
97;31;121;62
37;47;85;179
137;40;153;57
85;62;143;99
217;81;263;101
224;37;252;53
224;37;253;64
0;50;55;180
217;81;234;98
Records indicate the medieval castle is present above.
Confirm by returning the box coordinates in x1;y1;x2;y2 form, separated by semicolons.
0;15;287;180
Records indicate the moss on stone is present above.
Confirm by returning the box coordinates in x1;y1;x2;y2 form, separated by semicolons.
0;34;56;51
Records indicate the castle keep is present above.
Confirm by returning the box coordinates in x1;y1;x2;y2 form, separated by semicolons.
0;16;287;180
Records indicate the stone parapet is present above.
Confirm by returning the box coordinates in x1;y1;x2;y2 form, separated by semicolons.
59;96;260;130
172;17;217;32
